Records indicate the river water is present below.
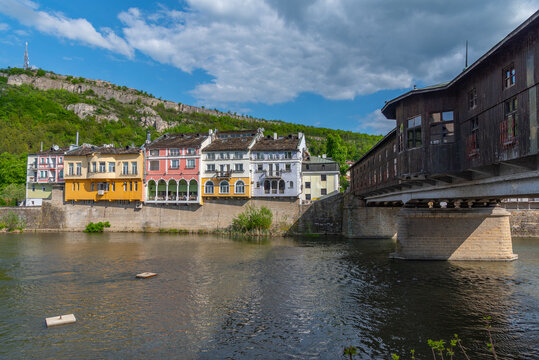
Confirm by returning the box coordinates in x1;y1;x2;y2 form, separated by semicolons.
0;233;537;359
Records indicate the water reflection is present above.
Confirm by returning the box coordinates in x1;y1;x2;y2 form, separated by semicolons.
0;233;537;359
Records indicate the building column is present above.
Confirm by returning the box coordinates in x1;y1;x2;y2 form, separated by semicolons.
391;205;518;261
165;182;169;202
176;181;179;202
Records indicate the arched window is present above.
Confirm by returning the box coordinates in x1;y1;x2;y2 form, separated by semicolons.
235;180;245;194
219;181;229;194
205;181;214;194
264;180;270;194
279;180;285;194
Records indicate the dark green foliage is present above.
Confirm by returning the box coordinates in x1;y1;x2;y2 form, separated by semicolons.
231;205;273;233
36;69;46;77
84;221;111;233
0;183;25;206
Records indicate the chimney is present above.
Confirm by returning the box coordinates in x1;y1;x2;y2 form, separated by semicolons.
273;133;277;140
76;132;79;146
322;154;326;159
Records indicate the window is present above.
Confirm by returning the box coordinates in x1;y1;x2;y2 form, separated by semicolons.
407;115;422;148
468;88;477;109
170;148;180;156
256;181;260;188
99;162;106;172
306;194;311;200
257;164;263;172
234;163;243;172
59;169;63;179
77;183;79;191
503;64;516;89
112;182;115;191
131;162;138;175
108;162;115;173
394;158;397;177
466;117;480;157
289;181;293;188
91;182;95;191
285;152;292;159
431;123;455;144
59;157;63;164
256;153;264;160
40;170;47;178
501;97;518;146
219;181;229;194
150;161;159;171
76;163;81;176
92;162;97;173
123;182;127;191
71;183;75;191
321;174;327;181
205;181;214;194
398;123;405;152
234;152;242;159
42;185;45;192
150;150;159;157
430;111;453;123
321;188;327;195
130;182;133;191
279;180;285;194
305;182;311;189
235;180;245;194
170;159;179;169
186;159;195;169
219;152;228;160
206;153;215;160
69;163;74;176
123;162;129;175
187;148;196;155
135;182;138;191
285;164;291;172
206;164;215;171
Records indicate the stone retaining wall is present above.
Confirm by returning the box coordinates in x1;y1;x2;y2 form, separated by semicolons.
507;209;539;237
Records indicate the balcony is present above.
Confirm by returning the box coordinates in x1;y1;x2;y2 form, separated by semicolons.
264;170;282;179
27;176;37;183
215;170;231;178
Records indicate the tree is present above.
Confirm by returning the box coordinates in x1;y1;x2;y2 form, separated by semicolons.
326;134;347;165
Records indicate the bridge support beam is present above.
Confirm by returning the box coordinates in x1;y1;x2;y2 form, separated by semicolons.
391;206;518;261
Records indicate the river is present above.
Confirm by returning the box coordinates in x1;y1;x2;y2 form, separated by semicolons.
0;233;537;359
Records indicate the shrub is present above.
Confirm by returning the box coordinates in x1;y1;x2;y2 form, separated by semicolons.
36;69;46;77
0;211;26;231
231;206;273;233
84;221;111;233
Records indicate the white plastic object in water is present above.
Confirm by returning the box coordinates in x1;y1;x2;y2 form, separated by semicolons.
136;272;157;279
46;314;76;327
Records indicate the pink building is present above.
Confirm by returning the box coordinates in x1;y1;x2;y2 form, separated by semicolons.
26;145;67;205
145;133;211;204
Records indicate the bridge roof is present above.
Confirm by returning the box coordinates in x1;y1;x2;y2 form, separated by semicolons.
381;10;539;119
350;127;396;169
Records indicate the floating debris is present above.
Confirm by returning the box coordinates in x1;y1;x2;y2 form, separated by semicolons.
46;314;76;327
136;272;157;279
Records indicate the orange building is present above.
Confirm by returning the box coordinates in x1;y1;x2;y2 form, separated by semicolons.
64;144;143;203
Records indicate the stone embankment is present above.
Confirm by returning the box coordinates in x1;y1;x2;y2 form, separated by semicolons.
5;73;263;131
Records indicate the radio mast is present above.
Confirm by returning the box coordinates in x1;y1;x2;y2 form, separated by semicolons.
23;42;30;70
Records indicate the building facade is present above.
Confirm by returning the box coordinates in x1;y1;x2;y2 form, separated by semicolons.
25;146;67;206
144;133;211;205
301;156;340;202
200;130;263;200
64;144;143;203
250;133;306;198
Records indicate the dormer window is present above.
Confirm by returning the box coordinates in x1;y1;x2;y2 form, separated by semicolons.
503;64;516;89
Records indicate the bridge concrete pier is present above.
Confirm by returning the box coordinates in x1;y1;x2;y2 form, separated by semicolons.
342;194;400;239
391;206;518;261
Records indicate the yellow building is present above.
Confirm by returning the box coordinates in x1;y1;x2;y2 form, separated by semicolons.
301;156;340;202
64;144;143;203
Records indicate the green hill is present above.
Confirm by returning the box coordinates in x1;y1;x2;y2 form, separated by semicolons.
0;67;383;201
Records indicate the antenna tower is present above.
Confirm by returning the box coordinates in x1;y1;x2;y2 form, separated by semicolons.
23;42;30;70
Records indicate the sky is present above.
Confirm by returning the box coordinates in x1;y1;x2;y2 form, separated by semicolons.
0;1;537;135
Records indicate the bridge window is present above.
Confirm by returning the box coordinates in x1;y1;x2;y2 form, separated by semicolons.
466;117;480;157
501;97;518;146
407;115;422;148
430;112;454;145
503;64;516;89
468;88;477;109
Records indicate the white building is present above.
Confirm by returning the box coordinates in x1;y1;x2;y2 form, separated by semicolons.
250;133;306;198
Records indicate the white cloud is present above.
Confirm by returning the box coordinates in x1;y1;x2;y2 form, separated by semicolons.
0;0;133;57
356;109;396;135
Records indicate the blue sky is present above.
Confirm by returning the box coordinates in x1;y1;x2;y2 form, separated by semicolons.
0;1;536;135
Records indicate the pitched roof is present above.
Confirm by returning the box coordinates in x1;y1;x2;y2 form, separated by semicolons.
304;156;338;164
203;136;255;151
65;144;141;156
216;129;259;138
147;133;207;149
31;146;69;156
251;135;300;151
